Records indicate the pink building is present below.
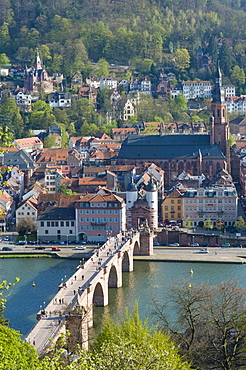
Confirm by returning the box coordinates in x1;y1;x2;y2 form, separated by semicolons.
75;192;126;243
182;185;238;227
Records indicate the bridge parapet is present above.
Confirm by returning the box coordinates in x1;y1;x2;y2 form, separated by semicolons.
26;230;153;355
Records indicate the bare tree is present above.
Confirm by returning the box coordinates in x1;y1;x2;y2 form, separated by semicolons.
152;280;246;370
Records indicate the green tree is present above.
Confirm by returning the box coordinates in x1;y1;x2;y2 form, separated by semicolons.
80;121;98;136
96;58;109;76
0;278;20;326
43;135;57;148
183;217;192;229
58;185;76;195
0;53;9;66
174;49;190;71
230;65;245;86
134;58;154;74
219;40;233;76
0;324;39;369
204;218;213;231
235;216;246;231
0;98;24;138
92;305;191;370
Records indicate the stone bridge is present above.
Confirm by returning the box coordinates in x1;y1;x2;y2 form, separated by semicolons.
26;230;153;356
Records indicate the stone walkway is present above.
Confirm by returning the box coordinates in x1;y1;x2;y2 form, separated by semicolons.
26;235;125;355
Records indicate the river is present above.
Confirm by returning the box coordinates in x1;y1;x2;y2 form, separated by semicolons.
1;258;246;336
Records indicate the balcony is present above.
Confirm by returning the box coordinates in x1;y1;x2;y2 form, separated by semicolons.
91;221;107;226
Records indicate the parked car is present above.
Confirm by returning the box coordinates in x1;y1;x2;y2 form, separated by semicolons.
209;244;220;247
199;248;209;253
2;247;12;251
153;242;159;246
35;246;45;250
4;236;10;241
191;243;200;247
160;243;169;246
74;246;86;250
231;243;242;248
52;247;61;251
180;243;190;247
221;243;231;247
16;240;27;245
169;243;180;247
200;243;209;248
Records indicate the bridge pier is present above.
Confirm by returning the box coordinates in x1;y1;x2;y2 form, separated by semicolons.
139;229;154;255
27;230;154;355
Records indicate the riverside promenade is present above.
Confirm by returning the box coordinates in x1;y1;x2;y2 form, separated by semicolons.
135;246;246;264
26;234;125;355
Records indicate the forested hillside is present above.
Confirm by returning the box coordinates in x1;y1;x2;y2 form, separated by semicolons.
1;0;246;77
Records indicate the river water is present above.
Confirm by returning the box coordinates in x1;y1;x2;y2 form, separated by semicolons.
1;258;246;336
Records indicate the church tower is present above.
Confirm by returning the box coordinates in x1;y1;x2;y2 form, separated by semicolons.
211;63;230;170
35;51;42;70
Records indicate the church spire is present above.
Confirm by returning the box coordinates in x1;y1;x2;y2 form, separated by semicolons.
35;50;42;70
211;61;226;124
212;61;225;104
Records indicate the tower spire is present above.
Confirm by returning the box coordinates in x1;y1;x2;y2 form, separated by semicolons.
35;50;42;70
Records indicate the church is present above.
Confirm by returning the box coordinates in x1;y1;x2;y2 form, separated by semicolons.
24;52;54;94
117;65;230;187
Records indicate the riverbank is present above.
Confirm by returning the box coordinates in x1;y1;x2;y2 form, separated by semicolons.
134;247;246;264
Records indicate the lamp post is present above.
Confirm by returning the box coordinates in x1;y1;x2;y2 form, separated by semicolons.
36;230;39;244
166;229;168;245
24;234;27;245
192;235;194;254
66;235;68;245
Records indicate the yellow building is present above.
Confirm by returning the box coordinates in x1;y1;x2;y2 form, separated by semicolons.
161;188;183;223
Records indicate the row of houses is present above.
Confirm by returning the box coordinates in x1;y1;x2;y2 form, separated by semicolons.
162;170;238;227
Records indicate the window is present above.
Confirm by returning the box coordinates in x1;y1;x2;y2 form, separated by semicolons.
178;213;181;218
55;222;58;227
178;206;181;210
41;221;44;227
171;200;174;204
165;206;168;210
66;221;69;226
171;206;174;211
165;213;168;218
61;221;64;226
51;222;54;227
45;230;49;234
69;230;73;234
71;221;74;226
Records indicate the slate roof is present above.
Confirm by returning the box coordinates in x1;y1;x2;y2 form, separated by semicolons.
2;149;35;169
38;207;75;221
117;135;225;160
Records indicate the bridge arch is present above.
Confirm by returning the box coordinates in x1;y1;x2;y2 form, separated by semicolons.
133;240;140;255
92;282;104;306
108;265;118;288
122;251;130;272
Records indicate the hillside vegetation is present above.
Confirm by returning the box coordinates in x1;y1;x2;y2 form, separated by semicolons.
1;0;246;76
